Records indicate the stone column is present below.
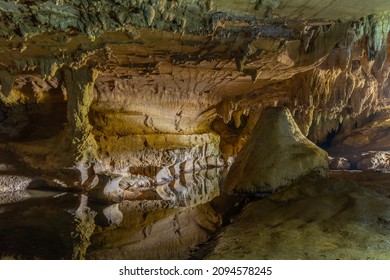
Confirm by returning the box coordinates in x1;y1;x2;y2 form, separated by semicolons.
64;67;98;165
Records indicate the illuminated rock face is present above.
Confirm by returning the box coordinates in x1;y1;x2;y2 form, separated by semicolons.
225;107;328;193
1;0;390;260
0;0;389;196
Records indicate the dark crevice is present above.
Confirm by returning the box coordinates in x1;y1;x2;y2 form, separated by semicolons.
318;125;341;149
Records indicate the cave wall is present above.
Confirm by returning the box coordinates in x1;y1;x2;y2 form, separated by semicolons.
1;1;390;188
2;0;390;260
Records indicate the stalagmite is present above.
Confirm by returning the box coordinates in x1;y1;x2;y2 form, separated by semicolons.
226;107;329;193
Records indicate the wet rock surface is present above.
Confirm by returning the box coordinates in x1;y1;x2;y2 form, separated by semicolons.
206;173;390;260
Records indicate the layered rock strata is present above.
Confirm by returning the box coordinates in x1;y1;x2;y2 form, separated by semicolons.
0;3;389;189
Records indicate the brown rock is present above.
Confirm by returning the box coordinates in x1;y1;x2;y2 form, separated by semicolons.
226;107;328;193
356;152;390;171
329;157;351;170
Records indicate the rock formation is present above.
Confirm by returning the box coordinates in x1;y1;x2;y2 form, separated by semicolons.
1;0;390;260
207;175;390;260
0;1;389;185
226;106;328;193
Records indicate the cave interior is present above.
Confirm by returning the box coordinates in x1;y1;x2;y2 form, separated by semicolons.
1;0;390;260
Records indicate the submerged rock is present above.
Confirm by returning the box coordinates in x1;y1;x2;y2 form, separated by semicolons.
226;107;328;193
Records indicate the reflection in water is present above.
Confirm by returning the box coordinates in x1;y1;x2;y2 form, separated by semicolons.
100;168;222;226
103;204;123;226
89;202;221;259
0;192;80;259
0;190;31;205
91;168;224;259
72;194;96;260
0;189;61;205
176;169;221;207
0;167;225;259
103;175;124;202
153;168;222;208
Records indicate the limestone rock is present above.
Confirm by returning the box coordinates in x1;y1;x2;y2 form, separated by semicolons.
1;0;390;261
88;174;124;203
63;67;98;165
103;204;123;226
330;170;390;198
329;157;351;170
1;3;389;184
226;107;328;193
0;175;32;193
327;116;390;171
356;152;390;171
206;175;390;260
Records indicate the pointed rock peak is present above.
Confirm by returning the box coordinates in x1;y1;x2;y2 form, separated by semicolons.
226;106;329;194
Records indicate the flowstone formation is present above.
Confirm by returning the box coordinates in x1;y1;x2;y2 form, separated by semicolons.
226;106;328;194
1;0;390;259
